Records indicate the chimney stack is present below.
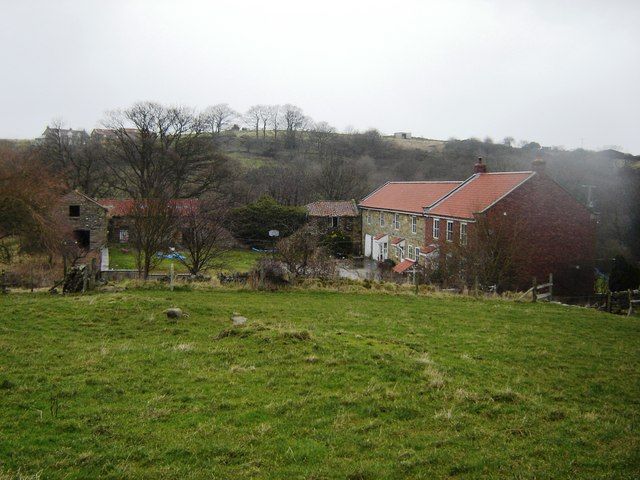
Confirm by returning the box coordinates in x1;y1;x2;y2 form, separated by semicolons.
474;157;487;174
532;158;546;174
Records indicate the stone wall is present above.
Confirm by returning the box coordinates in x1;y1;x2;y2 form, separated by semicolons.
59;191;108;252
307;215;362;255
361;208;426;264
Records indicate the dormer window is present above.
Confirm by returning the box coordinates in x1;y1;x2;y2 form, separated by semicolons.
69;205;80;217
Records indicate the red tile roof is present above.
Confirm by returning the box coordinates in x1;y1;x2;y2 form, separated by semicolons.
373;233;387;241
419;244;438;254
393;258;415;274
428;172;535;220
390;237;405;245
359;181;462;214
306;200;358;217
98;198;199;217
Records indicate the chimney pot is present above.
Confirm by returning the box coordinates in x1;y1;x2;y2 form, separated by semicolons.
532;158;546;173
474;157;487;174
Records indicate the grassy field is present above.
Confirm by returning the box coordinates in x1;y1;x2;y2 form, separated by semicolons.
108;247;262;273
0;289;638;479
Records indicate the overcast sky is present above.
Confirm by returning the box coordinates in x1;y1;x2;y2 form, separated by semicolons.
1;0;639;152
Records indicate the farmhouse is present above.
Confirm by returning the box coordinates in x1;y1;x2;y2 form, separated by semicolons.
360;159;597;292
305;200;361;254
359;181;461;269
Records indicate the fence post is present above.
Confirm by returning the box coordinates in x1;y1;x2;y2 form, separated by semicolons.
532;277;537;303
170;262;175;292
548;273;553;302
628;289;633;317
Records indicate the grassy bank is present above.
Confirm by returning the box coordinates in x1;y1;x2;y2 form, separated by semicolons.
107;247;261;273
0;290;638;478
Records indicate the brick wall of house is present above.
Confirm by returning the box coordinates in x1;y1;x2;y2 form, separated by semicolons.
488;173;596;294
361;209;426;263
424;173;596;294
60;191;108;252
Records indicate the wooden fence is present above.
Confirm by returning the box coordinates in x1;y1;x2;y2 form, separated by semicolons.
518;274;553;302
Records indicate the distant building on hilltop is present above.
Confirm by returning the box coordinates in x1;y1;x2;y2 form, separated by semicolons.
394;132;412;139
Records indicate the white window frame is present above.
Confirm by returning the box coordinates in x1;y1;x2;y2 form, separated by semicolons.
398;245;404;259
379;211;385;227
408;245;415;260
366;210;371;225
331;216;339;228
411;216;417;234
393;213;400;230
433;218;440;240
460;222;467;246
446;220;454;242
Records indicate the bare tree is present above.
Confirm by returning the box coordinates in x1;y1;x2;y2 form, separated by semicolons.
128;198;177;279
282;104;309;149
314;154;366;200
276;224;334;278
267;105;280;140
203;103;238;134
177;199;233;275
245;105;263;138
103;101;230;199
38;120;108;197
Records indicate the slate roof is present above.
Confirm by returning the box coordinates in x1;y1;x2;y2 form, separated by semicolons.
359;182;462;214
427;172;535;220
306;200;359;217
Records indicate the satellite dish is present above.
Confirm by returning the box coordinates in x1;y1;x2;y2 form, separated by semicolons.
268;230;280;237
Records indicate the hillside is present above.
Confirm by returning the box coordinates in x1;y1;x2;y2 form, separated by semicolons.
1;289;638;478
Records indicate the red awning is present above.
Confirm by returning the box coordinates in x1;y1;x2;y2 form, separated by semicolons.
393;259;415;274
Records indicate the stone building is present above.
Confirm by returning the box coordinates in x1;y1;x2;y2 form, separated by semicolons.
359;181;461;269
58;190;109;268
305;200;361;254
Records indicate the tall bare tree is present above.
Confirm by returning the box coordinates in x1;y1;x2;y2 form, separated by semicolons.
103;101;230;199
38;120;108;197
282;104;309;149
267;105;280;140
245;105;263;138
128;198;177;279
203;103;238;134
177;198;232;275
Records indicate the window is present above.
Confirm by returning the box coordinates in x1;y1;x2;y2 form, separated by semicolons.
69;205;80;217
411;216;417;234
119;228;129;243
366;210;371;225
446;220;454;242
433;218;440;239
415;247;421;259
408;245;415;260
460;223;467;246
379;211;385;227
331;217;339;228
399;245;404;259
393;213;400;230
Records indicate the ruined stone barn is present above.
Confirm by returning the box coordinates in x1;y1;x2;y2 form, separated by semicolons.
59;190;109;268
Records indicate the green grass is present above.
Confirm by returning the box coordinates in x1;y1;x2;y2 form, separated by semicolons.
0;290;639;479
107;247;262;273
